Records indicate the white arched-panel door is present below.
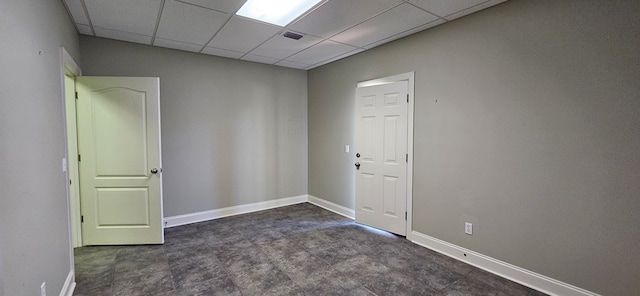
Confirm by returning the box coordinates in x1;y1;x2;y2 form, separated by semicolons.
76;76;163;245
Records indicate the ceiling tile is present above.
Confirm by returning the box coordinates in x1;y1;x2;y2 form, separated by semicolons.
287;40;357;65
76;24;93;35
84;0;161;36
307;48;364;69
250;32;322;60
208;16;280;53
409;0;487;18
175;0;245;13
275;60;311;69
241;54;280;64
201;47;245;59
156;0;230;46
444;0;507;21
289;0;403;38
95;27;152;44
363;18;445;49
154;38;203;52
63;0;90;25
331;3;438;48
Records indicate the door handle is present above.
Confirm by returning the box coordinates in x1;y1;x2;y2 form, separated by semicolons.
355;162;360;170
150;168;159;174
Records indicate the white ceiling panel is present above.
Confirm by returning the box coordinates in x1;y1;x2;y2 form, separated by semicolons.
208;16;280;53
275;60;311;69
307;48;365;69
287;40;357;65
65;0;509;69
154;37;203;52
84;0;161;36
63;0;90;25
363;18;446;49
176;0;246;13
250;32;322;60
76;24;93;35
409;0;487;18
331;3;438;48
289;0;403;38
444;0;508;21
94;27;152;45
241;54;280;64
202;47;245;59
156;0;229;46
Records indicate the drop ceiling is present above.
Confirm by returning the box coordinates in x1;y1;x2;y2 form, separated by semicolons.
62;0;507;70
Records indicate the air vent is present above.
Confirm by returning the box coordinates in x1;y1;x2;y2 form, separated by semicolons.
283;31;303;40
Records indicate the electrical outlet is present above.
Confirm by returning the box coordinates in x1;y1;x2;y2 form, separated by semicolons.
41;282;46;296
465;222;473;235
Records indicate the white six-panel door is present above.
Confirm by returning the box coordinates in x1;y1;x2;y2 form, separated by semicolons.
76;77;163;245
355;81;408;235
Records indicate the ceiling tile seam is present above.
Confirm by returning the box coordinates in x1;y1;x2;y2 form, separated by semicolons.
314;1;406;44
268;36;328;66
443;0;493;20
357;18;443;49
197;13;235;54
238;28;321;61
92;26;155;40
60;0;84;35
150;0;167;45
304;48;361;69
285;0;331;28
79;0;96;35
154;36;204;47
405;3;447;23
174;0;232;14
204;46;245;56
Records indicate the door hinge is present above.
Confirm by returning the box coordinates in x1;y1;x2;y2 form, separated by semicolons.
78;154;81;162
75;92;78;99
405;212;407;220
407;94;409;103
81;215;84;223
406;154;408;162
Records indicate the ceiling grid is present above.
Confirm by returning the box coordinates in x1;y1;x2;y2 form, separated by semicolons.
63;0;508;69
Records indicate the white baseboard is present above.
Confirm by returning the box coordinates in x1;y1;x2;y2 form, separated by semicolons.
307;195;355;219
59;270;75;296
164;195;308;228
408;231;599;296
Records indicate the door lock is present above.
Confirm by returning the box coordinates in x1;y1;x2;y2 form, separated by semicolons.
356;153;360;158
355;162;360;170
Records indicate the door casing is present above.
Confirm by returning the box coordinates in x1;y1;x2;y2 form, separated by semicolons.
356;72;415;236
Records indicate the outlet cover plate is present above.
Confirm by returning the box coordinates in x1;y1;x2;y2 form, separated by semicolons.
465;222;473;235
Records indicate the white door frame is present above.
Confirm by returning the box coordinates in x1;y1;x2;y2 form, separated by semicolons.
60;47;82;284
356;72;415;236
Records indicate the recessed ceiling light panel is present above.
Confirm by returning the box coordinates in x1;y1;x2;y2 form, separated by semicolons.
236;0;323;27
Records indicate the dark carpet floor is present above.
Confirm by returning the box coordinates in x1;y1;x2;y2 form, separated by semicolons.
73;202;548;296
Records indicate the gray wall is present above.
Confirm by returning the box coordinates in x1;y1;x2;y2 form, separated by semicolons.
307;0;640;295
80;36;308;217
0;0;80;295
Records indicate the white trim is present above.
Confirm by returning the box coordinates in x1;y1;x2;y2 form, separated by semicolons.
307;195;355;219
58;270;75;296
164;195;308;228
356;72;415;237
408;231;600;296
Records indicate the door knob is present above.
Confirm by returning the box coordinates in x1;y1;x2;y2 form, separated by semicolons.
355;162;360;170
150;168;159;174
356;153;360;158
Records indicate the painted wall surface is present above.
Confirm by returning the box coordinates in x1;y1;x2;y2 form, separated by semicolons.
307;0;640;295
79;36;308;217
0;1;80;295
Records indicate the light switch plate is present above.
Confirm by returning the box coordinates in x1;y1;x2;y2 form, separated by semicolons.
345;145;349;153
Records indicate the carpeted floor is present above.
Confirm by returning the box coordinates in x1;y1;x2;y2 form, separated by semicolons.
73;202;548;295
